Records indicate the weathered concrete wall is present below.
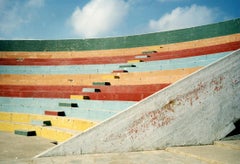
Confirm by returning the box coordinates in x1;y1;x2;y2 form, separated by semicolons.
37;50;240;157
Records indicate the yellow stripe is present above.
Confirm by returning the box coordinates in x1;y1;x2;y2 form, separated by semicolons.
0;121;73;142
0;67;201;86
70;95;86;100
0;34;239;59
127;59;143;63
0;112;96;131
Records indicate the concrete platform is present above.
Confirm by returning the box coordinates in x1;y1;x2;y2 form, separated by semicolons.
167;144;240;164
32;150;205;164
1;131;239;164
32;139;239;164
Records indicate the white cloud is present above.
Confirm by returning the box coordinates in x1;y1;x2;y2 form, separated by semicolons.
158;0;184;2
0;0;44;34
149;4;217;32
69;0;129;38
26;0;44;8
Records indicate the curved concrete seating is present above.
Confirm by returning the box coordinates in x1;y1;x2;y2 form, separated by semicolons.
0;120;75;142
0;111;96;131
0;52;231;74
0;84;170;101
37;49;240;156
0;67;202;86
0;33;239;59
0;40;238;65
0;97;135;121
0;19;239;149
0;110;96;142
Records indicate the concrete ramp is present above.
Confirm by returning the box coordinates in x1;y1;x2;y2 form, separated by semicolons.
37;50;240;157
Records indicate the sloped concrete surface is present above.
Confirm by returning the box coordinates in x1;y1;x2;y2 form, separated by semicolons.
37;50;240;157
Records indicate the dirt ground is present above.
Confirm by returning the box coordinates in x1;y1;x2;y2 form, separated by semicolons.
0;131;54;163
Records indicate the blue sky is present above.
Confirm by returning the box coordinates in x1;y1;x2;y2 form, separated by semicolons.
0;0;239;40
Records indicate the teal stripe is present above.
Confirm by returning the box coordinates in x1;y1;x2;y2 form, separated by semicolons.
0;97;135;121
0;52;230;74
0;19;239;51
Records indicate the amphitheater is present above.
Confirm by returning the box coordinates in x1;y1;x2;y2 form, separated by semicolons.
0;18;239;163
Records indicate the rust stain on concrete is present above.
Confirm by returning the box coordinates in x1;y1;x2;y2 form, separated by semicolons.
210;76;224;92
128;105;174;139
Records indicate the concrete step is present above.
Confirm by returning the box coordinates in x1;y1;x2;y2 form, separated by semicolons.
14;129;36;136
44;110;66;116
31;120;52;126
166;140;240;164
214;140;240;150
0;120;78;142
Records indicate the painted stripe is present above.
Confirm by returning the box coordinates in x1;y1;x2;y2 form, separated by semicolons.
0;19;239;51
0;40;238;65
0;52;228;74
0;111;96;131
0;84;170;101
0;34;239;59
0;97;135;121
0;67;201;86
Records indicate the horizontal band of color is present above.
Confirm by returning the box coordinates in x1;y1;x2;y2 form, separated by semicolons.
0;84;169;93
0;97;135;121
0;90;149;101
1;34;239;59
0;19;239;51
0;84;169;101
0;67;201;86
0;52;228;74
0;120;74;142
0;41;238;65
0;112;96;131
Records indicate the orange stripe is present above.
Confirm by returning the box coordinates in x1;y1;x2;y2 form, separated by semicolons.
0;34;239;59
0;67;201;86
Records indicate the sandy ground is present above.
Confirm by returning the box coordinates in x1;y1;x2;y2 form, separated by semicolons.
0;131;54;163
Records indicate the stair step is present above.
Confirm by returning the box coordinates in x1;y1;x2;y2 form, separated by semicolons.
59;102;79;107
166;141;240;164
44;110;66;116
31;120;52;126
119;64;136;68
70;95;90;100
14;129;36;136
214;140;240;150
92;82;111;86
112;70;128;73
142;50;157;54
82;88;101;93
102;75;120;79
127;59;143;63
135;55;150;59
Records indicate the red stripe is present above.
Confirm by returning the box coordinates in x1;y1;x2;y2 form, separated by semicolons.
0;41;239;65
0;84;170;101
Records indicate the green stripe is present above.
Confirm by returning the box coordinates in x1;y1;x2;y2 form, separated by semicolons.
0;18;239;51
